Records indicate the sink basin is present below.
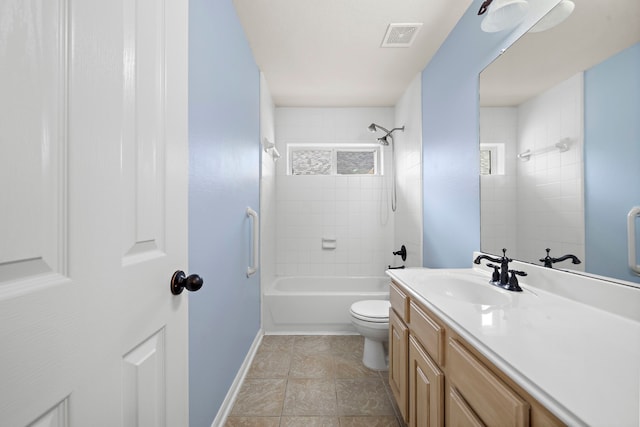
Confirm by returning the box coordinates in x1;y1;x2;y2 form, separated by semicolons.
415;272;511;306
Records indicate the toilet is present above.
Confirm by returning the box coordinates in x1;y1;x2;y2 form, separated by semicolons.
349;299;391;370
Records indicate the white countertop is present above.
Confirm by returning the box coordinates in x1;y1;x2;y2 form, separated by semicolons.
386;264;640;427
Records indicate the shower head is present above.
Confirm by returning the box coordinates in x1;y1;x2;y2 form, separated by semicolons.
368;123;390;134
367;123;405;145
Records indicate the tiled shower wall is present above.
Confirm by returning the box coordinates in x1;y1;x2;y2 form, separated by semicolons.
516;72;584;267
393;74;423;268
480;107;518;256
274;107;395;277
480;73;584;266
260;73;277;287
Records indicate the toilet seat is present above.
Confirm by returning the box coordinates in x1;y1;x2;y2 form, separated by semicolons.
350;300;390;323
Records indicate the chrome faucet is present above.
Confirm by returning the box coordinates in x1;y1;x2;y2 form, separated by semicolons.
539;248;582;268
474;248;525;292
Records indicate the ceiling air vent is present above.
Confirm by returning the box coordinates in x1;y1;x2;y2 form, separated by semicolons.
381;23;423;48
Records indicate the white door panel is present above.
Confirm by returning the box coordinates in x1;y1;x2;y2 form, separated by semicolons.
0;0;189;425
0;0;68;287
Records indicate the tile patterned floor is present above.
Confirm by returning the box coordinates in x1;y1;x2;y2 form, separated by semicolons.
225;335;406;427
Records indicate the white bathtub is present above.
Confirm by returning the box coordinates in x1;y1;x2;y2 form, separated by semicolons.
263;276;390;334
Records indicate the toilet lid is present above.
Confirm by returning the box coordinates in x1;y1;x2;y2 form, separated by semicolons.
350;300;390;322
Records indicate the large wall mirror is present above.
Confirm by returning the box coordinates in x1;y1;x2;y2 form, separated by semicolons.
479;0;640;285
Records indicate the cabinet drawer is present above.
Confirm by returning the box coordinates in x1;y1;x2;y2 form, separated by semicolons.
448;338;529;427
409;301;444;365
390;281;408;322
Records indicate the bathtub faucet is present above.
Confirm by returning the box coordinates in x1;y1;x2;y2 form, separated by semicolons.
387;265;405;270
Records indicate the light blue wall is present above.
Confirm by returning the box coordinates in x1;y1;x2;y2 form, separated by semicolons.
584;42;640;284
188;0;261;425
421;0;557;267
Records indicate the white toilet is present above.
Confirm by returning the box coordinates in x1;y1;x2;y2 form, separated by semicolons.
349;299;391;370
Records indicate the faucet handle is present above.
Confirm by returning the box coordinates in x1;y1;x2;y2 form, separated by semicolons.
539;248;553;267
506;269;527;292
486;263;500;282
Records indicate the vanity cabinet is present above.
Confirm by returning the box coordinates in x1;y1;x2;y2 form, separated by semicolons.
389;283;409;421
409;334;444;426
389;309;408;421
389;280;564;427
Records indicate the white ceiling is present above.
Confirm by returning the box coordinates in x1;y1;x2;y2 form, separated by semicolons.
233;0;640;108
480;0;640;106
233;0;472;107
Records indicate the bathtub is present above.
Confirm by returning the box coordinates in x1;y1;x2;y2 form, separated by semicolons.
263;276;390;334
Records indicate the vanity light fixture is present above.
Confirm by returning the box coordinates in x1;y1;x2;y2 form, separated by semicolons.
477;0;529;33
528;0;574;33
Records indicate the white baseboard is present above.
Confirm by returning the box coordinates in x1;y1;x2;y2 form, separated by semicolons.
210;329;264;427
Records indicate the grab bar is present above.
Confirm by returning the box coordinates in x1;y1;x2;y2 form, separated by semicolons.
628;207;640;275
246;207;259;277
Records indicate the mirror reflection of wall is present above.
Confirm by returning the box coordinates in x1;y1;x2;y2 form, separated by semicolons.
479;0;640;284
480;73;584;270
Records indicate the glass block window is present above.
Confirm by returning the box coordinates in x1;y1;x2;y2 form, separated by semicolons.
291;150;332;175
336;150;376;175
288;145;381;175
480;149;492;175
479;143;505;176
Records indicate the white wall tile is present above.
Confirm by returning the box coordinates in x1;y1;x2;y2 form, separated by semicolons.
515;73;584;268
393;73;423;267
273;106;395;277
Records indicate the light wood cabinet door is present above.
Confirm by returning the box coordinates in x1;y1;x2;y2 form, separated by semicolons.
448;338;529;427
409;335;444;427
389;308;409;422
449;386;485;427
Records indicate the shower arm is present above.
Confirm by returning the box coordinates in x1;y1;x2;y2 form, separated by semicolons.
380;126;405;139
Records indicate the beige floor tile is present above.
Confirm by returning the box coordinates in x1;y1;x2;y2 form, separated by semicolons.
247;351;291;378
259;335;295;353
336;378;395;416
224;417;280;427
290;352;334;378
231;379;286;417
329;335;363;355
293;335;332;354
228;336;403;425
283;378;338;416
339;416;400;427
333;352;378;379
281;416;340;426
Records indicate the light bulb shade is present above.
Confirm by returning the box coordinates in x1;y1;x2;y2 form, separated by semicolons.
368;123;377;133
528;0;574;33
481;0;529;33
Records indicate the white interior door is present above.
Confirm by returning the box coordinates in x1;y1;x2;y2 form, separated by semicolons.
0;0;190;425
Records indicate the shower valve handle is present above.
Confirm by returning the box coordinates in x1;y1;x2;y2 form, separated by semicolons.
392;245;407;261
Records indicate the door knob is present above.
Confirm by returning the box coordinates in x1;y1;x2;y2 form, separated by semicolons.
171;270;203;295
